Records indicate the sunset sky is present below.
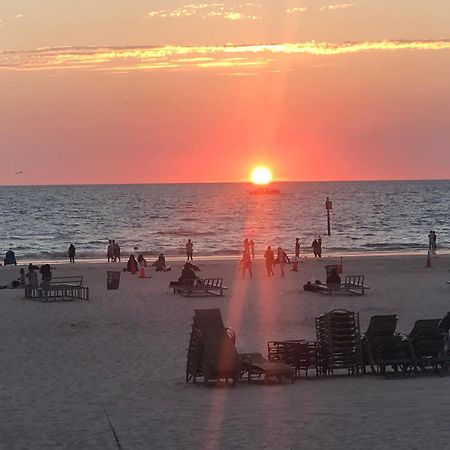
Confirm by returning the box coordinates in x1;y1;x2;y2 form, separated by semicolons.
1;1;449;184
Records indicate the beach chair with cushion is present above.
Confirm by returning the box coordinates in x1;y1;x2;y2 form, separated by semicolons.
403;319;448;375
186;309;239;386
315;309;363;375
239;353;295;383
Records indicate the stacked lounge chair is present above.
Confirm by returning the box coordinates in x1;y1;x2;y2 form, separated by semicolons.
186;309;295;386
315;309;363;375
186;309;239;386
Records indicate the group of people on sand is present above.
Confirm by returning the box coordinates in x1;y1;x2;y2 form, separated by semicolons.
3;263;52;289
107;240;121;262
311;236;322;258
125;253;172;274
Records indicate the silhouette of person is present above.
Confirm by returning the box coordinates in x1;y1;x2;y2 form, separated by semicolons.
127;255;138;274
276;247;290;278
186;239;194;261
295;238;300;257
311;239;319;257
264;246;275;277
240;250;253;279
250;240;255;260
68;244;76;263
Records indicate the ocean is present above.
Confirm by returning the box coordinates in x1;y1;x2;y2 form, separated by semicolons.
0;180;448;262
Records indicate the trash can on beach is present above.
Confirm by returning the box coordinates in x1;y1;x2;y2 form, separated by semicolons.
107;271;121;290
325;265;339;278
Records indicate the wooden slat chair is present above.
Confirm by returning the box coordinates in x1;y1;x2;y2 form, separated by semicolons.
24;276;89;302
172;278;228;297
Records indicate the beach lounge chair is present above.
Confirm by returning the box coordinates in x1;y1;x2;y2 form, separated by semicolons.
315;309;363;375
186;309;239;386
172;278;227;297
403;320;448;375
312;275;368;296
24;276;89;302
361;315;413;376
239;353;294;383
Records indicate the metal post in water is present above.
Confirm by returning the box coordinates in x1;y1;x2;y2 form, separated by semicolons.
325;196;332;236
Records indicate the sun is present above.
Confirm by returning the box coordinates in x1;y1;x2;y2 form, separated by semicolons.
251;166;272;185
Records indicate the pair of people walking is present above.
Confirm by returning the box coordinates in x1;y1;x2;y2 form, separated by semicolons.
263;246;291;278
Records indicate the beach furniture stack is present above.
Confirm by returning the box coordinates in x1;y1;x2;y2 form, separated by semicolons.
315;309;363;375
267;340;322;377
186;308;239;386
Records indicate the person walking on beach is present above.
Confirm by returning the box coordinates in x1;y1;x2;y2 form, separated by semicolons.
250;240;255;260
186;239;194;260
68;244;76;263
275;247;290;278
317;236;322;257
240;249;253;279
264;245;275;277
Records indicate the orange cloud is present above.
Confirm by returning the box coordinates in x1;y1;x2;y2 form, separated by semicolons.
147;2;261;21
320;3;356;11
286;7;308;14
1;40;449;72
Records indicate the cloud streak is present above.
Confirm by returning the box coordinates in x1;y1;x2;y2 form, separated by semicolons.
1;40;449;73
147;3;261;21
320;3;356;12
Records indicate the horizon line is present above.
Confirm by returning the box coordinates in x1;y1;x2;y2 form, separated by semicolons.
1;177;450;188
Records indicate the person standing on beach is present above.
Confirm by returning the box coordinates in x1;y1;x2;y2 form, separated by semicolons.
240;250;253;279
264;246;275;277
428;231;434;252
432;231;437;254
243;238;250;254
186;239;194;260
107;240;113;262
68;244;76;263
295;238;300;257
114;241;121;262
312;239;319;257
317;236;322;257
276;247;290;278
250;240;255;260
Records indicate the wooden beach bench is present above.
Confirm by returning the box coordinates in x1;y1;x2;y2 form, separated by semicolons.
24;276;89;302
171;278;227;297
315;275;369;296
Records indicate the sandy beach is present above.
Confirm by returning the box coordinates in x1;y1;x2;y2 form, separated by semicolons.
1;253;450;449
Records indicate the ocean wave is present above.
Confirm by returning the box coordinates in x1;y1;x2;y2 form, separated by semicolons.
155;229;217;237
